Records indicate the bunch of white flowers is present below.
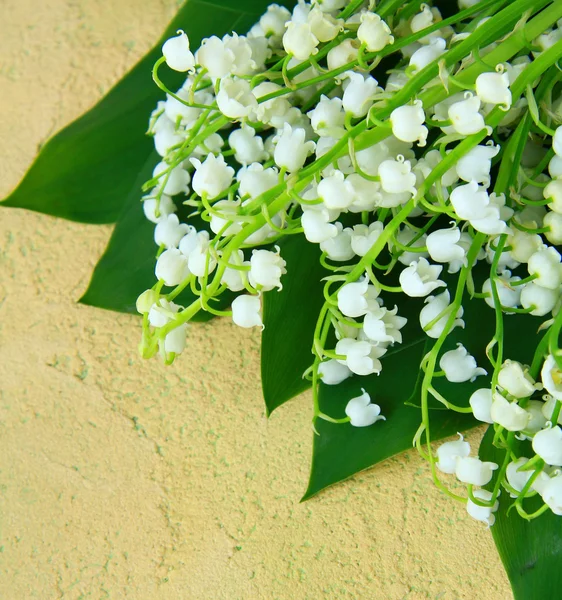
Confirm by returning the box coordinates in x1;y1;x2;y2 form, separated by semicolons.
136;0;562;524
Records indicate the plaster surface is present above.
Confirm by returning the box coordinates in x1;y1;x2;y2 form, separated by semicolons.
0;1;512;598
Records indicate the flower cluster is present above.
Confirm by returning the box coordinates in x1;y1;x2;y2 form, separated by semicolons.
137;0;562;524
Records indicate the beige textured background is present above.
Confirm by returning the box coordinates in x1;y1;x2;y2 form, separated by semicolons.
0;1;512;598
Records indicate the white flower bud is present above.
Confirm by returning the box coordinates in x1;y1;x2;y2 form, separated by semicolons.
327;39;359;70
390;101;428;146
491;394;531;431
543;179;562;214
142;194;176;224
545;211;562;245
467;489;499;526
520;282;558;316
498;360;536;398
436;434;471;474
378;158;416;195
420;290;464;339
273;123;315;173
335;338;386;376
357;12;394;52
455;456;498;486
232;294;263;328
154;214;190;249
409;37;446;71
345;388;385;427
164;323;188;354
153;162;190;196
237;163;278;199
455;144;500;186
229;125;267;165
549;155;562;179
148;299;180;327
399;257;446;298
439;343;487;383
469;388;494;423
318;171;356;210
528;246;562;290
482;272;521;310
283;21;319;60
533;425;562;466
475;70;512;107
350;222;384;257
191;153;234;199
342;72;379;118
426;226;466;266
542;475;562;515
337;277;380;318
249;247;287;291
155;248;190;286
136;289;159;315
448;94;485;135
162;31;195;72
542;355;562;400
318;359;352;385
307;95;346;137
553;125;562;157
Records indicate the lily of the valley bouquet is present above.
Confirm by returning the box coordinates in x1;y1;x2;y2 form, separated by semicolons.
6;0;562;596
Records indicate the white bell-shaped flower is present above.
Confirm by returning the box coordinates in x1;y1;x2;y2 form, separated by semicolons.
237;163;278;199
439;343;487;383
542;395;562;426
164;323;188;355
191;153;234;199
395;227;429;266
209;199;243;237
475;70;512;107
153;116;187;156
320;223;355;261
436;434;471;474
448;94;485;135
549;155;562;179
313;0;346;11
498;360;536;398
327;39;359;70
253;81;292;127
553;126;562;157
220;249;249;292
216;77;257;119
543;179;562;214
335;338;386;376
196;36;235;79
545;211;562;245
482;271;522;310
467;489;499;527
357;12;394;51
390;101;428;146
307;7;342;42
409;37;446;72
153;162;190;196
318;359;352;385
345;388;385;427
426;226;466;267
350;222;384;257
231;294;263;328
542;475;562;515
542;355;562;400
399;257;446;298
506;458;533;497
523;400;548;436
378;157;417;195
528;246;562;290
307;95;346;138
137;289;159;315
258;4;291;44
507;229;543;264
455;143;500;186
337;277;380;318
471;192;510;236
249;247;287;291
155;248;190;286
341;72;379;118
318;171;356;210
229;125;267;165
162;31;195;72
143;194;176;224
222;33;258;77
301;206;338;243
154;214;191;250
283;21;319;60
533;425;562;466
178;227;200;258
450;180;492;220
273;123;315;173
347;174;380;212
363;305;407;345
469;388;494;423
455;456;498;486
490;394;531;431
148;298;180;327
186;231;216;277
420;290;465;339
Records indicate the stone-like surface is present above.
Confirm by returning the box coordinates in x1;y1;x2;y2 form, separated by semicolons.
0;1;511;598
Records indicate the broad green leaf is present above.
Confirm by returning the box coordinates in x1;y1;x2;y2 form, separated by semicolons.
303;267;543;500
261;234;326;415
1;0;296;223
480;429;562;600
79;150;231;318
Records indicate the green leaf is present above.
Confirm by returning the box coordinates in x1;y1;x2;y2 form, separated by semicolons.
79;150;231;318
261;235;326;415
1;0;296;223
303;267;543;500
479;430;562;600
